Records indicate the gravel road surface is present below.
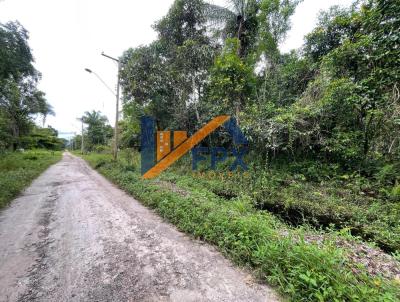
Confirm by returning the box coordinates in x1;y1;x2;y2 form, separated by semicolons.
0;153;279;302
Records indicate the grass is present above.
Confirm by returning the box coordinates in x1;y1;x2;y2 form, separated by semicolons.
0;149;62;208
78;151;400;302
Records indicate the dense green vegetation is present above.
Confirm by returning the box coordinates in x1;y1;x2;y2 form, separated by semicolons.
119;0;400;175
0;150;61;208
79;151;400;301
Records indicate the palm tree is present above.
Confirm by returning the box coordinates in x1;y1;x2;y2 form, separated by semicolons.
32;91;55;127
82;110;108;126
81;111;109;146
205;0;301;58
205;0;260;57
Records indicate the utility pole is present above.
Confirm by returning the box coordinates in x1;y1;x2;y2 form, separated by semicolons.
101;52;120;161
81;118;84;154
114;61;121;161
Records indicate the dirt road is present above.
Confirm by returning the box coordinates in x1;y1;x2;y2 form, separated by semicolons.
0;153;279;302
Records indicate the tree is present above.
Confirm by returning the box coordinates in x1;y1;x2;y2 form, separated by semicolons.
0;78;53;149
0;21;36;81
304;5;360;63
205;0;260;58
0;21;54;150
121;0;216;131
207;38;255;121
120;43;175;129
205;0;301;59
302;0;400;163
154;0;209;48
205;0;301;122
21;125;65;150
81;110;113;149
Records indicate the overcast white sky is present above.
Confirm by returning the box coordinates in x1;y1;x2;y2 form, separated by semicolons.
0;0;353;138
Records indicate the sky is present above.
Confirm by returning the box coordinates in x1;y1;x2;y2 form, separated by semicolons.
0;0;353;139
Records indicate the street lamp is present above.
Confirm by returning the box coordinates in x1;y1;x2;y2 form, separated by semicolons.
84;54;121;161
84;68;115;96
101;52;121;161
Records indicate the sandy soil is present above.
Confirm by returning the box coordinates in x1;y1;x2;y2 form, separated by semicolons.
0;153;280;302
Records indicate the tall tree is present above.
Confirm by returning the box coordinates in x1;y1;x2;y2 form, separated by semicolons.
205;0;301;59
121;0;216;131
301;0;400;162
0;21;53;150
207;38;256;121
205;0;260;58
0;77;53;149
205;0;301;122
0;21;35;81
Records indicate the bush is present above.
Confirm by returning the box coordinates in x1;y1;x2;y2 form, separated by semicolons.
92;144;111;154
391;184;400;201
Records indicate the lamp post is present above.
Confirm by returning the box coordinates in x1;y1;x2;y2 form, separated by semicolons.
84;53;121;160
81;118;84;154
101;52;121;161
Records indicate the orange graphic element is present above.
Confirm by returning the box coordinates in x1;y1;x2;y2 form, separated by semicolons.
173;131;187;148
143;115;230;179
157;131;171;161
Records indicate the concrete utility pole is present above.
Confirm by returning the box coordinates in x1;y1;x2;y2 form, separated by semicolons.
101;52;120;161
81;118;84;154
85;53;121;161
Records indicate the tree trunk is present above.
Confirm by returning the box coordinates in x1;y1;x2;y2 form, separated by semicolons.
11;122;19;151
192;75;201;125
237;15;244;57
363;113;374;157
235;103;240;125
235;16;245;121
